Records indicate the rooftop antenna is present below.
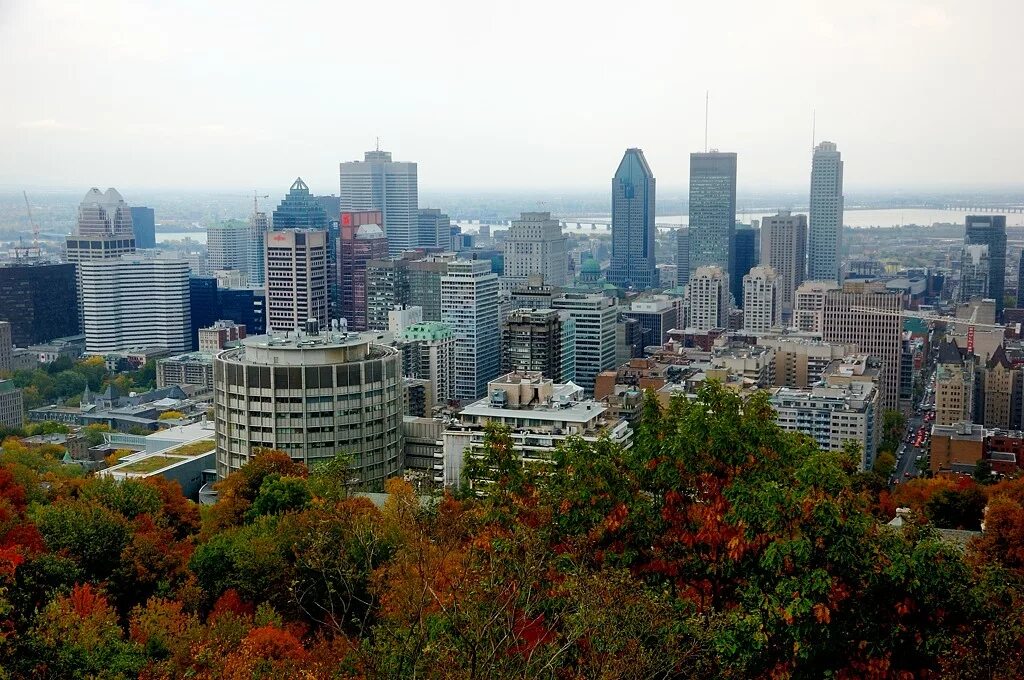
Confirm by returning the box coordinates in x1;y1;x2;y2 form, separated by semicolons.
704;90;709;153
375;136;381;152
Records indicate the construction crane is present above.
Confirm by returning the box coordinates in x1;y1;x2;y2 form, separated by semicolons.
851;306;1006;355
253;190;269;213
14;191;41;259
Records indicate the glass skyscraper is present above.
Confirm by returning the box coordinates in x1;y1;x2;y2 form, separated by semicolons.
339;150;419;255
807;141;844;282
130;206;156;248
731;226;759;308
688;152;737;278
965;215;1007;320
271;178;329;231
607;148;658;290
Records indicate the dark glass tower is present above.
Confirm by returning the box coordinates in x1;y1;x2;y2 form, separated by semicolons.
130;206;156;248
965;215;1007;320
688;152;737;280
271;178;329;231
730;226;759;307
607;148;658;290
0;263;79;345
189;277;219;350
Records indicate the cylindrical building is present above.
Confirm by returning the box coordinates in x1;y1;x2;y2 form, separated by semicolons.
213;326;404;490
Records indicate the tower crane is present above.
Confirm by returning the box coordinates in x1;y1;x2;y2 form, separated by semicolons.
253;190;269;213
14;191;41;259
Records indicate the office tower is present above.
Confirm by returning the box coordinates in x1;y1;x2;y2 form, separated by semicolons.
552;292;617;394
80;256;191;353
965;215;1007;319
935;360;974;427
676;228;690;287
1018;251;1024;309
441;260;500;401
743;266;780;333
218;287;266;336
189;277;219;350
509;275;561;310
398;321;457;408
207;222;250;272
248;208;270;286
340;149;419;254
688;152;737;277
264;230;328;332
616;315;647;365
271;178;329;231
130;206;156;249
503;212;568;288
418;208;451;250
731;226;759;306
0;263;79;345
686;266;730;331
501;308;576;383
622;295;682;345
213;329;404;490
314;195;341;222
807;141;844;282
793;280;841;334
821;281;903;412
958;244;991;303
336;211;388;331
366;254;453;330
607;148;658;289
0;321;11;373
760;211;807;316
66;189;136;261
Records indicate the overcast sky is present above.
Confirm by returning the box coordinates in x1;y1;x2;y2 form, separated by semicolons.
1;0;1021;194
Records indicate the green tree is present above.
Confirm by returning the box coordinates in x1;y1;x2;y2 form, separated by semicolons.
872;450;897;478
246;475;311;520
973;458;995;485
925;486;987;530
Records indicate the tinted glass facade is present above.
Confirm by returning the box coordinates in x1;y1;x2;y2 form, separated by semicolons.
271;178;329;231
0;263;78;346
189;277;219;350
130;206;156;248
688;152;737;277
607;148;658;290
731;227;759;307
965;215;1007;320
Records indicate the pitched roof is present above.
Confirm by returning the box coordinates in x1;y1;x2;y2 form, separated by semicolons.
988;344;1012;370
937;338;965;365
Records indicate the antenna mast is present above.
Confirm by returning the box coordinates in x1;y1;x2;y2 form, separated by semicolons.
704;91;709;153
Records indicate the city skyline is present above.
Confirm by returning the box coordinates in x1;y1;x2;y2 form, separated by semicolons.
2;2;1023;192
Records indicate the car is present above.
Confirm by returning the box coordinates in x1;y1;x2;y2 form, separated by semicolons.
904;471;911;478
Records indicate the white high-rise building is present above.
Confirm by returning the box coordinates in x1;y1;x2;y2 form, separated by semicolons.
742;266;780;333
248;210;270;286
551;293;617;395
807;141;844;282
207;222;249;273
441;260;500;401
339;150;419;254
80;256;191;353
502;212;568;288
686;266;730;332
760;211;807;315
264;230;328;332
793;280;841;334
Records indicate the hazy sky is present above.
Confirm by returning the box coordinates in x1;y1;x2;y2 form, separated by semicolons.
1;1;1021;194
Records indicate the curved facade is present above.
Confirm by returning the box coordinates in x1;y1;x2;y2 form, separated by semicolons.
213;330;404;490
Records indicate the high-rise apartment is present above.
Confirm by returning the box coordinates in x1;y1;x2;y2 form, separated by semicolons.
688;152;737;277
398;321;457;409
731;226;759;307
821;281;903;410
676;228;690;287
130;206;156;249
337;211;388;331
207;222;250;273
958;244;991;303
500;308;576;383
441;259;500;401
248;208;270;286
0;263;79;345
264;230;328;332
607;148;658;289
340;149;419;254
365;253;454;330
760;211;807;316
807;141;844;282
503;212;568;288
742;266;780;333
80;256;191;353
793;280;841;334
964;215;1007;320
687;266;730;332
552;293;617;394
272;178;329;231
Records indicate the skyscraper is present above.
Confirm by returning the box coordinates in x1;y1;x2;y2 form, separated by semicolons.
807;141;844;282
676;228;690;287
264;230;328;332
130;206;156;249
398;322;457;408
0;263;79;345
66;188;136;262
337;211;388;331
742;266;780;333
965;215;1007;320
551;293;617;394
247;208;270;286
731;226;759;307
271;178;329;231
607;148;658;290
760;211;807;316
340;150;419;254
688;152;737;277
686;266;730;331
501;308;576;383
207;222;249;273
502;212;568;288
189;277;219;350
441;260;500;401
958;244;991;303
418;209;452;251
80;256;191;353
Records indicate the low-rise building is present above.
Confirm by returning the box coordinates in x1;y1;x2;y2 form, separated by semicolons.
157;352;215;390
443;371;631;488
198;320;246;353
930;422;985;475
